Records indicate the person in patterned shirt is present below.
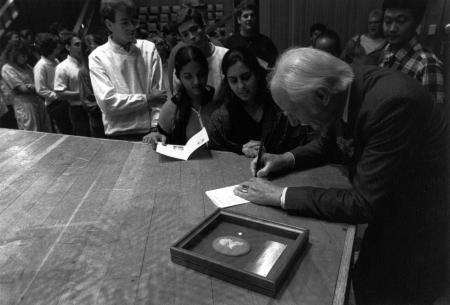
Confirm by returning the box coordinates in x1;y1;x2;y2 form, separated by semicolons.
379;0;445;105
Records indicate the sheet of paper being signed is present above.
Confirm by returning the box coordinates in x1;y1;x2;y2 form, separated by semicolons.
205;185;250;208
156;127;209;160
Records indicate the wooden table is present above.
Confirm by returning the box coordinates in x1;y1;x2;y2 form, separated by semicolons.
0;129;354;305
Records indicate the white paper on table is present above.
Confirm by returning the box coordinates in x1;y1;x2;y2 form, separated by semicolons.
156;127;209;160
205;185;249;208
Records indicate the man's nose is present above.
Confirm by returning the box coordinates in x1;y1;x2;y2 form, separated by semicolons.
386;22;398;33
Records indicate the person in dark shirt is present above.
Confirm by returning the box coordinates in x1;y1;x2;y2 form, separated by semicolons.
234;47;449;304
224;1;278;68
209;48;307;157
79;34;105;138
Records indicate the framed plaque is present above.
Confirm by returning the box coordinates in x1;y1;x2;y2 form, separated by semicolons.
170;210;309;297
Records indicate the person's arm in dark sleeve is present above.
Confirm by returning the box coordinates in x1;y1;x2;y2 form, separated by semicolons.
288;125;337;170
284;98;425;224
265;37;279;67
207;108;243;154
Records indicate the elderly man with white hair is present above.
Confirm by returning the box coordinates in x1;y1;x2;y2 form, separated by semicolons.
235;48;449;304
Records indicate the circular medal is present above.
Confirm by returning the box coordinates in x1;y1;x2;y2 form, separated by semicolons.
212;235;251;256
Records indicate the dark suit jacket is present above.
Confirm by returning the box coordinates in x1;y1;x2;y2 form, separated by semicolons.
284;65;449;302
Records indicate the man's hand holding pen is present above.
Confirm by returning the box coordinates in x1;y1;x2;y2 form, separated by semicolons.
251;152;295;177
233;152;296;207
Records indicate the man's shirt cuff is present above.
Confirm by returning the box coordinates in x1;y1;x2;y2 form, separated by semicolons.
280;187;288;209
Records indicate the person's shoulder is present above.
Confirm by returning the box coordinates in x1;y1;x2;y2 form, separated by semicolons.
355;65;431;111
136;39;157;50
213;45;229;58
161;97;177;112
356;64;420;91
256;32;274;42
158;98;179;132
225;33;242;43
412;46;443;68
33;57;45;69
89;42;110;60
56;57;69;68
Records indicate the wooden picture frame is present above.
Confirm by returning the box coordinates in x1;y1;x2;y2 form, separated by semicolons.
170;210;309;297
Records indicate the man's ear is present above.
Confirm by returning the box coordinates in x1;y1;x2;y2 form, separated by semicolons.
65;44;70;52
315;88;330;107
105;19;113;33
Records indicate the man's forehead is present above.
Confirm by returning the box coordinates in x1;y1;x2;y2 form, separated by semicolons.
114;7;137;21
178;19;200;32
240;9;255;16
383;8;413;19
70;36;81;45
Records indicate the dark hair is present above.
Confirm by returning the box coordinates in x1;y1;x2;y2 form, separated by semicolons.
60;31;79;46
382;0;427;23
5;30;19;42
35;33;59;57
171;45;211;144
234;1;256;19
2;40;30;66
80;34;102;65
176;7;205;31
174;45;208;78
313;29;341;57
220;47;268;104
49;22;68;36
309;23;327;36
100;0;137;23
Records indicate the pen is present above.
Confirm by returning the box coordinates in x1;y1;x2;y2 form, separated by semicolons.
254;140;264;177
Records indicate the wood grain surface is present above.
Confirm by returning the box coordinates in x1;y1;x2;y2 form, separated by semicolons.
0;129;354;305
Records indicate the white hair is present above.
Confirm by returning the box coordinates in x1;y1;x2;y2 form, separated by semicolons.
269;47;354;104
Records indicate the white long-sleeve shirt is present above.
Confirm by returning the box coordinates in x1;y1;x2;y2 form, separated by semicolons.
54;55;82;106
33;56;59;106
89;37;163;136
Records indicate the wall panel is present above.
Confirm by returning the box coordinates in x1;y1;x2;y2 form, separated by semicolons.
259;0;384;52
259;0;448;55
